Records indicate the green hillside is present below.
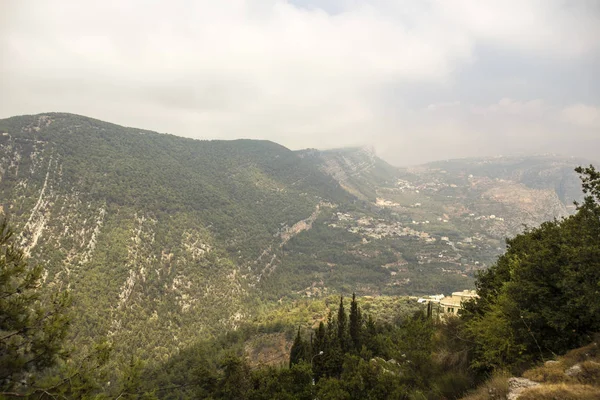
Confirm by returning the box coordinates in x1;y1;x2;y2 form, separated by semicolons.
0;113;353;368
296;146;399;201
0;112;588;383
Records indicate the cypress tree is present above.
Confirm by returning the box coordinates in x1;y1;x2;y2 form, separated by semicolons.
289;327;306;368
313;322;327;380
321;309;343;378
337;295;350;352
349;293;362;351
314;321;326;353
363;314;377;353
326;310;335;336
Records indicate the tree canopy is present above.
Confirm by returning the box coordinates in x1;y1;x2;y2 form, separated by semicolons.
0;218;71;395
462;165;600;371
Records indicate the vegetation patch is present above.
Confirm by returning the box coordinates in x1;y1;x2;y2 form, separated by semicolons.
518;383;600;400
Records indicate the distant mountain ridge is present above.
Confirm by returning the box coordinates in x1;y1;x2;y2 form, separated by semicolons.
299;146;589;210
418;154;590;206
296;146;398;201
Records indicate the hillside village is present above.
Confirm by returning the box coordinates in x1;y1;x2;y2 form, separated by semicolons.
329;209;499;279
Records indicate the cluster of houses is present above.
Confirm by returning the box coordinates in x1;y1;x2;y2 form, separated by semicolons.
395;178;457;193
331;213;434;242
416;290;478;316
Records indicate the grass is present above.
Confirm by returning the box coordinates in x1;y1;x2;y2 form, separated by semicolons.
460;371;510;400
523;361;570;384
523;339;600;386
561;339;600;365
460;337;600;400
519;383;600;400
577;361;600;386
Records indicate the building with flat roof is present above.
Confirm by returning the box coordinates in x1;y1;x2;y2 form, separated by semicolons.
440;290;478;315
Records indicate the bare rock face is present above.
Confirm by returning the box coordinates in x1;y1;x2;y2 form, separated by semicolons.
565;363;583;377
507;377;540;400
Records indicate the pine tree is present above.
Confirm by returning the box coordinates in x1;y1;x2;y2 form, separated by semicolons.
218;355;252;400
0;218;72;395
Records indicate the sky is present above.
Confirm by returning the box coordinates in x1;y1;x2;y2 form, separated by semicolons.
1;0;599;166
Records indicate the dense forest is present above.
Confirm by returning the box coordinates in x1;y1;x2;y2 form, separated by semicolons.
2;165;599;398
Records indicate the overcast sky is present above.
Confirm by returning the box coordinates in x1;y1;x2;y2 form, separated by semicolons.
1;1;599;165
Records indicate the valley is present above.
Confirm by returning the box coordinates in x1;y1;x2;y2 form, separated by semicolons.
0;113;592;381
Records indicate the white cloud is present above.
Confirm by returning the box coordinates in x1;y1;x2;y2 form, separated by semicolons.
0;1;599;165
0;0;475;146
435;0;600;57
470;98;546;117
561;104;600;128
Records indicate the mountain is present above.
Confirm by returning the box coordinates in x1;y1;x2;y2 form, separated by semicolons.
0;112;352;363
296;146;399;201
0;112;590;368
420;155;587;207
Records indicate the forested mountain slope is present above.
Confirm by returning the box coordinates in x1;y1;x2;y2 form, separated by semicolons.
0;112;590;369
296;146;399;201
0;113;351;364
